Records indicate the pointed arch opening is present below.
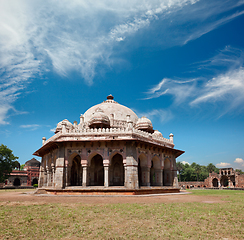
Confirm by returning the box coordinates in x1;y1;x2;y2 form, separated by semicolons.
212;178;218;187
13;178;21;187
110;153;124;186
138;153;148;187
70;155;82;186
89;154;104;186
220;175;228;187
32;178;38;186
150;156;161;186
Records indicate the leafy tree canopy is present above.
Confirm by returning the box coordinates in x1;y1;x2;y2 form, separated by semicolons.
236;169;244;174
177;161;219;182
0;144;19;183
20;164;25;170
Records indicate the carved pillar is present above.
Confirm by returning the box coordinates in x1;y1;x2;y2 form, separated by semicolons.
46;167;50;186
146;167;150;187
65;163;69;187
104;166;109;188
54;145;65;189
158;169;163;186
38;166;44;188
51;163;55;187
103;159;109;188
124;165;127;187
43;169;47;187
173;168;178;187
82;166;87;187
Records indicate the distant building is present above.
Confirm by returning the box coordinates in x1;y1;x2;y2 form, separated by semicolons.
178;167;244;189
4;158;40;187
204;168;244;188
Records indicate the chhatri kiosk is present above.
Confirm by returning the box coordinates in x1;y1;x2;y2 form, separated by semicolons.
34;95;184;195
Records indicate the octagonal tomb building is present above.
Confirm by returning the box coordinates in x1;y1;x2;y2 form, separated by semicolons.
34;95;184;192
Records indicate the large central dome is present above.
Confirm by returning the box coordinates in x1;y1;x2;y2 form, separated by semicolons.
83;95;138;127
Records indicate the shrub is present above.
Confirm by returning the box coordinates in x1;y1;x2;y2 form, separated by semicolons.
33;184;38;188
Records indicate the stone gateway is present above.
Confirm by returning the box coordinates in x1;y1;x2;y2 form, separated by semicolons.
34;95;184;194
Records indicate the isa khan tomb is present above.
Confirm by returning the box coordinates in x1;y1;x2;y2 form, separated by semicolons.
34;95;184;195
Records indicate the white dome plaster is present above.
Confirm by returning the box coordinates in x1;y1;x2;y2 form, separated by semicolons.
83;96;138;126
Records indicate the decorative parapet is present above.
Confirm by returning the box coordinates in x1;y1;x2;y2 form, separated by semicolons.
43;127;174;148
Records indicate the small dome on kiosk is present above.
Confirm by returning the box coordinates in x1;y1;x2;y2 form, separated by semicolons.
55;119;73;133
88;108;110;128
153;130;163;137
135;116;154;133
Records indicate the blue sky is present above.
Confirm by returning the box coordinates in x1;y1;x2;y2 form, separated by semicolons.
1;0;244;170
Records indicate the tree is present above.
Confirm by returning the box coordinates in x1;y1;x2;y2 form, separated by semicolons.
176;162;184;182
236;169;244;174
195;164;201;182
0;144;18;183
20;164;25;170
13;160;20;170
207;163;219;174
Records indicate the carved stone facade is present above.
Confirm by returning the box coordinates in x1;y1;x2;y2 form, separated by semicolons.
204;168;244;188
179;167;244;189
34;95;184;190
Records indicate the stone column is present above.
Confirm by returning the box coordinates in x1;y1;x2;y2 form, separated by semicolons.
65;163;69;187
173;170;179;187
124;165;127;187
125;156;138;189
38;166;44;188
46;167;50;186
157;169;163;186
43;169;47;187
104;166;109;188
51;163;55;187
54;145;65;189
147;167;150;187
82;166;87;187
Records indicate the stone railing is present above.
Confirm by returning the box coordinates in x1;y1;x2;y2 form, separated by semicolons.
43;127;174;148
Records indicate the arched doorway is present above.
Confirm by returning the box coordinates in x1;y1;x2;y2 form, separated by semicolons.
32;178;38;186
212;178;218;187
138;154;148;187
13;178;21;187
70;155;82;186
164;158;171;186
220;176;228;187
89;154;104;186
150;156;161;186
110;153;124;186
230;176;235;187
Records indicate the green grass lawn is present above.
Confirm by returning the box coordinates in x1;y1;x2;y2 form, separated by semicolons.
0;189;243;239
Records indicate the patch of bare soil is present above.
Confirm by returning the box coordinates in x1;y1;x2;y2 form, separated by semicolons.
0;190;225;205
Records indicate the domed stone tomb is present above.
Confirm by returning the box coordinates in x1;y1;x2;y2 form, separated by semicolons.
34;95;184;194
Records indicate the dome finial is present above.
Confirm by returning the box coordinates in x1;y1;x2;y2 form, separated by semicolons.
107;94;114;100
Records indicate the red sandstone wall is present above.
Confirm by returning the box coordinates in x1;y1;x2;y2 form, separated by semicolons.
178;181;206;188
237;175;244;188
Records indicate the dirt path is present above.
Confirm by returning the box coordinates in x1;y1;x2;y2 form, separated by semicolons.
0;190;225;205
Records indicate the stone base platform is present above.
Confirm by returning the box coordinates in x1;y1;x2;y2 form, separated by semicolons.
35;186;180;196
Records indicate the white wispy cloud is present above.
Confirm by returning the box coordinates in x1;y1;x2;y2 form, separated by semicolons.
0;0;198;125
234;158;244;164
181;161;190;165
234;158;244;169
216;162;231;167
184;9;244;44
1;0;243;125
20;124;40;131
136;108;174;124
147;47;244;116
